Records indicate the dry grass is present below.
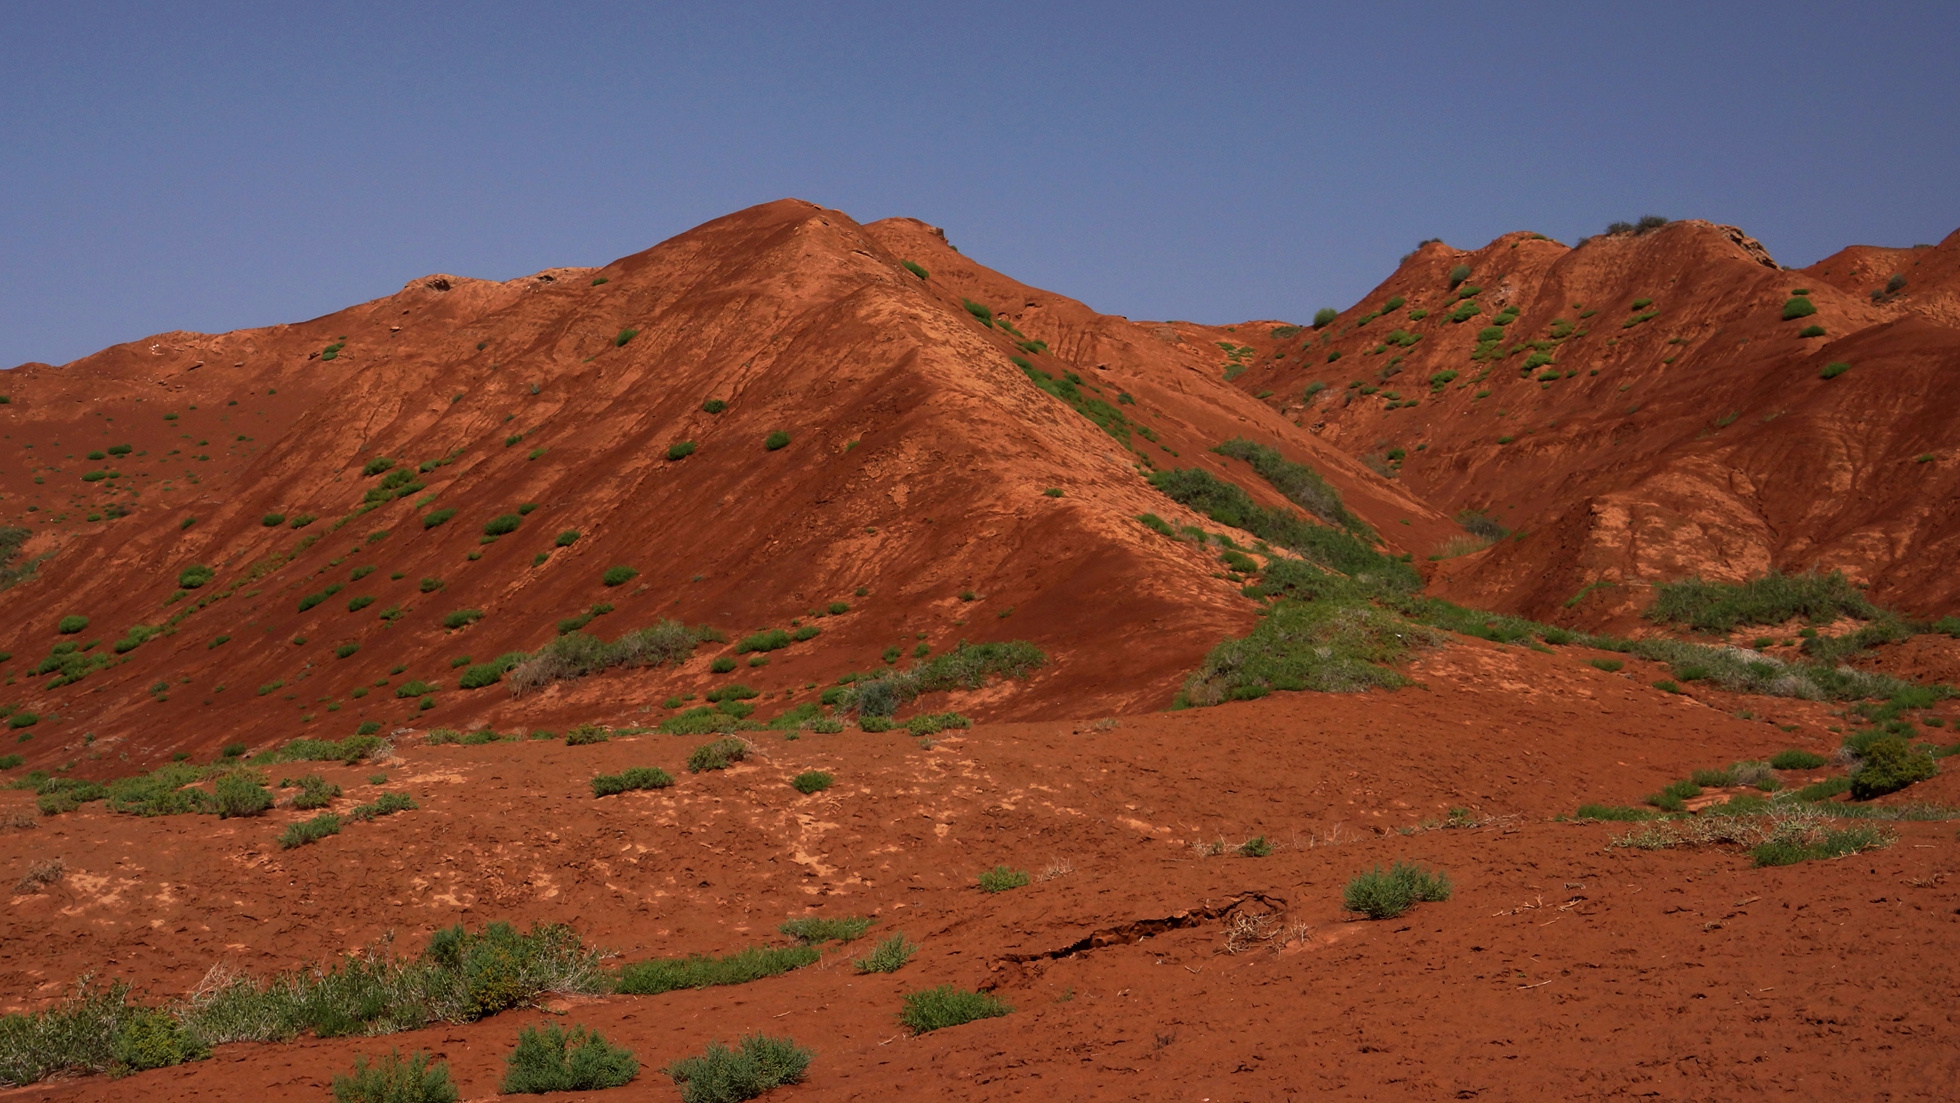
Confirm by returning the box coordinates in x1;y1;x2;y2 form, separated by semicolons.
1035;858;1073;882
2;806;37;831
15;858;63;893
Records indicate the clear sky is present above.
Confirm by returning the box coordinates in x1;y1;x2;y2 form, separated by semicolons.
4;1;1956;367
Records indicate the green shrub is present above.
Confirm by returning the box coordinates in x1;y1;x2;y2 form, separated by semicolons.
614;328;639;347
345;595;376;613
332;1049;458;1103
279;812;343;849
1849;736;1937;799
1647;570;1876;632
858;716;892;732
764;431;791;451
1781;296;1817;320
177;564;215;589
110;1006;207;1071
421;508;456;530
439;608;482;630
667;441;696;460
616;945;819;995
57;615;88;634
499;1022;636;1094
292;774;342;809
262;513;286;527
213;773;274;818
666;1035;811;1103
564;724;608;746
1798;324;1826;337
736;628;792;653
1178;597;1438;706
482;514;521;537
1589;658;1624;672
4;712;34;730
688;737;748;772
1796;776;1852;801
778;916;872;944
1573;803;1654;821
1752;822;1891;867
901;259;929;279
898;986;1011;1034
977;865;1029;893
554;529;580;547
1342;861;1451;919
348;793;417;821
1820;361;1850;379
852;933;917;974
1447;264;1471;289
1238;836;1273;857
601;565;638;587
362;456;397;477
1770;749;1829;770
905;712;970;735
961;299;994;325
791;770;833;794
459;652;527;689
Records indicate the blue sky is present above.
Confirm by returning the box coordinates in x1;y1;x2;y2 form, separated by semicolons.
4;1;1956;367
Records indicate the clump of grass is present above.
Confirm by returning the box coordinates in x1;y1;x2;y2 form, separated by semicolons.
1820;361;1851;379
1573;804;1655;821
853;933;917;974
499;1022;637;1093
1238;836;1273;857
1342;861;1451;919
278;815;343;850
563;724;609;746
1781;296;1817;320
506;621;722;695
601;565;638;587
764;431;790;451
905;712;969;735
779;916;872;943
613;328;639;347
1752;821;1892;867
1178;597;1439;706
666;1035;811;1103
687;737;748;772
616;945;819;995
790;770;832;794
1590;658;1624;672
1771;749;1829;770
898;986;1011;1034
666;441;696;460
591;767;673;798
332;1049;457;1103
1849;735;1937;799
1647;570;1877;633
977;865;1030;893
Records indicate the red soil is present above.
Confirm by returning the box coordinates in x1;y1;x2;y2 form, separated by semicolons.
8;639;1959;1101
3;201;1960;1099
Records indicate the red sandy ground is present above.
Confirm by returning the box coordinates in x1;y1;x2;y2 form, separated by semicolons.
4;201;1960;1100
6;639;1960;1101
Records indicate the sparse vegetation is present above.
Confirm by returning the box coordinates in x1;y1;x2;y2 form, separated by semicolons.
1647;570;1877;632
506;621;722;695
764;431;790;451
601;565;638;587
616;945;818;995
853;933;917;974
977;865;1030;893
687;737;748;772
1782;296;1817;320
899;986;1011;1034
1820;361;1851;379
331;1050;457;1103
779;916;872;944
499;1022;637;1094
667;441;697;460
791;770;832;794
1343;862;1452;919
666;1034;811;1103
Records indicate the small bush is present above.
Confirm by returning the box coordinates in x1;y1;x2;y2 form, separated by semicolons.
1770;749;1829;770
1820;361;1851;379
667;1034;811;1103
977;865;1029;893
899;985;1011;1034
441;609;483;630
348;793;417;821
710;656;736;673
1781;297;1817;320
500;1022;638;1094
1798;324;1826;337
1589;658;1624;672
1342;861;1452;919
262;513;287;527
554;529;580;547
1849;735;1937;799
279;813;343;849
57;615;88;634
1752;822;1891;867
1447;264;1472;289
421;508;456;530
618;946;819;995
614;328;639;347
482;514;522;537
736;628;792;653
853;932;918;974
590;767;674;798
667;441;697;460
332;1049;458;1103
291;774;342;809
602;565;638;587
791;770;833;794
1238;836;1273;857
395;679;438;699
177;564;215;589
563;724;609;746
764;431;791;451
688;737;748;772
779;916;872;944
1574;804;1655;821
213;773;274;818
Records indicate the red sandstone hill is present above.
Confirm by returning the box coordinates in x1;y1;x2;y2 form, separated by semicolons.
0;199;1445;770
1228;218;1960;626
